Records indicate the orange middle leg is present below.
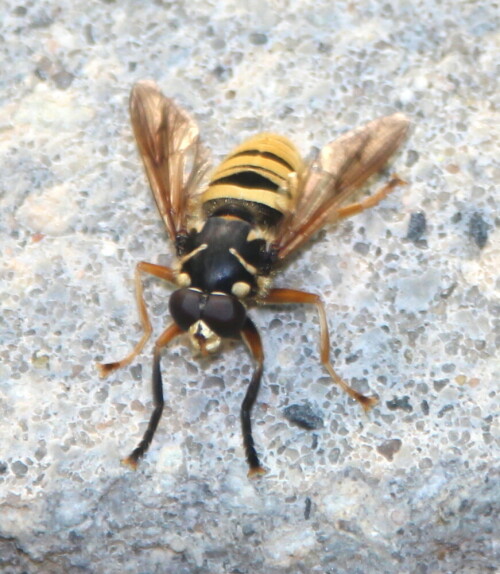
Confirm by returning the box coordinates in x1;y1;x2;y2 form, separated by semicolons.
97;261;177;376
260;288;377;411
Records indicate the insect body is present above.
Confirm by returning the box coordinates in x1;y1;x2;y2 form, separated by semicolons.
98;81;410;476
171;132;304;355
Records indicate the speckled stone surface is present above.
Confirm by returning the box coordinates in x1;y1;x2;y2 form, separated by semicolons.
0;1;498;573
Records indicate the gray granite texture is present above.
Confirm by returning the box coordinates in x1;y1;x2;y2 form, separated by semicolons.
0;1;498;573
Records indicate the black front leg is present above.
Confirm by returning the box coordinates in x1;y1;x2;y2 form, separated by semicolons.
122;323;182;469
240;317;266;477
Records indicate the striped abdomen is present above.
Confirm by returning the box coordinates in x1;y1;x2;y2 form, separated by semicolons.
201;133;304;227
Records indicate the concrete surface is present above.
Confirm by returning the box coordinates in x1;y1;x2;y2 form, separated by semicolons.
0;1;498;572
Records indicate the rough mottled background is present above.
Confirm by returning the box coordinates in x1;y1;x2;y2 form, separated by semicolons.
0;1;498;573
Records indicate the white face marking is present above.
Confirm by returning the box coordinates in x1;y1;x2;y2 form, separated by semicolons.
231;281;251;298
188;320;221;354
176;272;191;287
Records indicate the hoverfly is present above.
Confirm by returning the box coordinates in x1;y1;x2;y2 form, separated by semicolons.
98;80;410;477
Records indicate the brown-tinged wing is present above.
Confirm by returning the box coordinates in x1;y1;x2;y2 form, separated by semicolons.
275;113;410;260
129;80;210;242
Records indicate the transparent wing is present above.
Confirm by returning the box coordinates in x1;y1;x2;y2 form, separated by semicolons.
129;80;211;242
275;113;410;260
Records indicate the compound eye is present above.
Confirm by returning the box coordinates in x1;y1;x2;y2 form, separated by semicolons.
203;293;247;338
169;288;202;331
